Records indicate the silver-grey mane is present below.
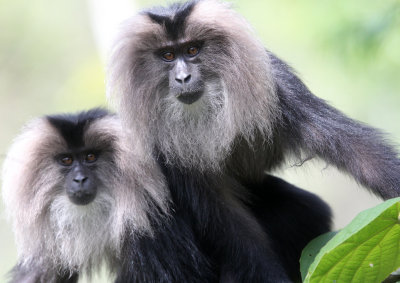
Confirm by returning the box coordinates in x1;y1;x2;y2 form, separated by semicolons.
2;114;169;278
107;0;280;171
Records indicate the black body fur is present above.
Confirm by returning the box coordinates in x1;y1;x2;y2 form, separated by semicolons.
115;152;331;282
115;205;217;283
158;161;331;282
248;175;332;280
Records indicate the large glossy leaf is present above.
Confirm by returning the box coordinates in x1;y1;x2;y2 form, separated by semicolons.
301;197;400;283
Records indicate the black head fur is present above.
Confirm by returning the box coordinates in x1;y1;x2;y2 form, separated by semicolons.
146;1;197;40
46;108;110;149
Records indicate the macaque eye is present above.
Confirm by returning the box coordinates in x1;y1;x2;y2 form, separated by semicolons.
60;156;73;166
187;46;199;57
85;153;97;163
162;51;175;61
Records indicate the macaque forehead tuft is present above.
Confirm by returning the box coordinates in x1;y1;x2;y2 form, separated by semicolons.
141;0;246;47
46;108;109;150
145;1;196;41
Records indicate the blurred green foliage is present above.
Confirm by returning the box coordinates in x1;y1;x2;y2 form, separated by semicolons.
323;0;400;65
0;0;399;282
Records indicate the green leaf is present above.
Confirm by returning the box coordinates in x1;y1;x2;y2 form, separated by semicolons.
300;231;338;281
301;197;400;283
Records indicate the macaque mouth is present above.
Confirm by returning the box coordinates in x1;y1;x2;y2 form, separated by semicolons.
67;190;97;205
176;90;204;104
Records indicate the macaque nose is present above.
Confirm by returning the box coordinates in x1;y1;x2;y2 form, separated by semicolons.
175;73;191;84
73;172;88;185
174;59;192;85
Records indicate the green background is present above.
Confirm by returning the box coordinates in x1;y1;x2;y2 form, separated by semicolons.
0;0;399;281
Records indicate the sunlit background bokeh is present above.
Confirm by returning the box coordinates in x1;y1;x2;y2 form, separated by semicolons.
0;0;399;282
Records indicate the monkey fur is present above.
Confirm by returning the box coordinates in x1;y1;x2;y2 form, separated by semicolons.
104;1;380;281
1;109;178;282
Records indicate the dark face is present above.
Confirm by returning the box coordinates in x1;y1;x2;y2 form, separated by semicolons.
158;42;205;104
57;150;100;205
